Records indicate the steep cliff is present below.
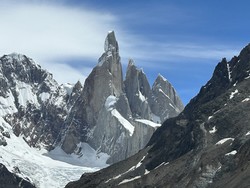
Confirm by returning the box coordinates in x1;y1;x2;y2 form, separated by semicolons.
66;44;250;188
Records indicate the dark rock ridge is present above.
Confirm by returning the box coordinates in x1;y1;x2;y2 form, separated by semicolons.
0;31;183;166
65;44;250;188
0;163;35;188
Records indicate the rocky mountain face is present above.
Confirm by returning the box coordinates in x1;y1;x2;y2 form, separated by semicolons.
0;53;69;150
0;163;35;188
0;30;183;176
60;31;183;163
65;44;250;188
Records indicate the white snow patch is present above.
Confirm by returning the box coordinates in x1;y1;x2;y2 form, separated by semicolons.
214;110;221;114
106;155;147;183
62;83;74;95
215;138;234;145
208;116;213;120
138;91;146;102
16;81;39;107
242;98;250;102
169;103;175;109
111;109;134;136
226;63;232;82
39;92;50;102
0;91;17;116
135;155;147;169
229;89;239;99
118;176;141;185
53;93;65;107
246;131;250;136
245;74;250;79
144;169;150;175
105;95;117;111
225;150;237;156
155;162;169;169
209;126;217;134
135;119;161;128
159;88;170;100
47;143;110;168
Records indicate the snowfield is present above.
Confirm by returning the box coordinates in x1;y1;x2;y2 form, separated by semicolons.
0;118;109;188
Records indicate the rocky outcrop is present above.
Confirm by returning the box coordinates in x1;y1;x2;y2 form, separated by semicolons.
124;60;152;119
0;53;69;149
0;163;35;188
150;74;184;121
83;31;123;128
65;44;250;188
61;31;184;163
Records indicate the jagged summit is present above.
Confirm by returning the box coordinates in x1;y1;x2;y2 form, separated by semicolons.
66;43;250;188
188;43;250;110
128;58;135;66
151;73;184;120
156;73;168;82
61;32;183;163
104;30;119;53
0;31;184;187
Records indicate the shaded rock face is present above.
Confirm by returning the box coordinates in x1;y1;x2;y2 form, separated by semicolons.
0;163;35;188
65;44;250;188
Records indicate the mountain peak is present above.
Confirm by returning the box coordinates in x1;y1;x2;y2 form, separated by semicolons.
8;52;26;60
128;59;135;67
67;43;250;188
156;73;168;82
1;53;39;68
104;30;119;53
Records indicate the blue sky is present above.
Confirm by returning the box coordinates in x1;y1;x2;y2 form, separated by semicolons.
0;0;249;104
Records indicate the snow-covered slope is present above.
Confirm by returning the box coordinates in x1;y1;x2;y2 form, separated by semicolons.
0;117;108;188
0;53;109;187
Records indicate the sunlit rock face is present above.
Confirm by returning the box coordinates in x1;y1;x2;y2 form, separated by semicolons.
65;43;250;188
61;31;184;163
0;31;183;166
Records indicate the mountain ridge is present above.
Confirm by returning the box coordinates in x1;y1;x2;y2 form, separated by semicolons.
0;31;184;187
65;43;250;188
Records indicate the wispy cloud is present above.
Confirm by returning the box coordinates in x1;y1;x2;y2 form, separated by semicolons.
0;1;116;59
120;37;240;63
0;1;118;83
0;0;241;85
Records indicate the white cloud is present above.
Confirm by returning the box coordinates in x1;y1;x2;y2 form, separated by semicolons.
41;61;92;84
0;1;119;83
120;38;239;64
0;0;241;84
0;1;116;60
